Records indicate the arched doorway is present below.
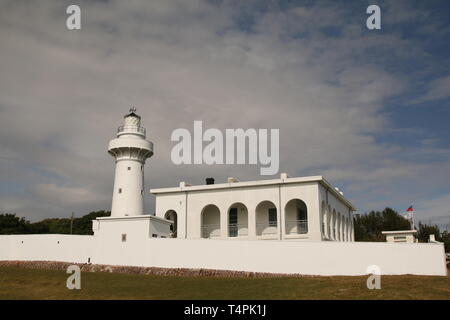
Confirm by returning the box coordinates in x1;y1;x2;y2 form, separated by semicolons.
255;201;278;236
284;199;308;235
227;203;248;237
164;210;178;238
201;204;221;238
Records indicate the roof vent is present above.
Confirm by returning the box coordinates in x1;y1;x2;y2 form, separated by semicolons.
180;181;192;188
280;173;289;180
335;187;344;196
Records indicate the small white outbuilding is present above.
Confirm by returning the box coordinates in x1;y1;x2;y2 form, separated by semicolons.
382;230;418;243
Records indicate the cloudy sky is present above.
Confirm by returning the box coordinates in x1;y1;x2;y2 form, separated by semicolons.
1;0;449;229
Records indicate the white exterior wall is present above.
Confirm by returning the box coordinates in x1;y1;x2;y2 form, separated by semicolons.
93;217;152;267
281;182;320;240
110;159;145;217
147;239;447;276
0;235;11;261
93;215;172;240
319;183;354;242
0;235;94;263
154;177;348;242
0;235;446;276
155;192;188;238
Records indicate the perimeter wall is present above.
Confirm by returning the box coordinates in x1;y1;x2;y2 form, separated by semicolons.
0;235;446;276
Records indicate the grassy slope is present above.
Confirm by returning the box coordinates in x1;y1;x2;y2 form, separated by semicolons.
0;266;449;300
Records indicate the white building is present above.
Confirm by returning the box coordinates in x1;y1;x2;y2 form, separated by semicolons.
382;230;418;243
93;109;172;241
153;175;356;242
0;109;446;277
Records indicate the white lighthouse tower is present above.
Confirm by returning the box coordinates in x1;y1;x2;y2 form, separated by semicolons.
91;109;170;242
108;108;153;217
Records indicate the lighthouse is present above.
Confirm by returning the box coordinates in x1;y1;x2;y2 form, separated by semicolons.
108;108;153;217
91;109;170;241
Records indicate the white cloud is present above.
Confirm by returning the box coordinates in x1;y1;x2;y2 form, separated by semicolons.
416;194;450;230
31;183;109;207
421;75;450;102
0;0;448;227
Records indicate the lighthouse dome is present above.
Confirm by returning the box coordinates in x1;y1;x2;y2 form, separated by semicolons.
124;107;141;127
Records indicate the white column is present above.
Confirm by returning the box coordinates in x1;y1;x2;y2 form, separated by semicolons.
343;219;347;242
248;204;256;240
328;207;332;240
331;210;337;241
349;219;352;242
111;160;144;217
220;206;228;239
346;219;350;241
335;215;339;241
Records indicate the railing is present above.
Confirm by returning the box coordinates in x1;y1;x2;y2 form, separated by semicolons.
228;223;248;237
117;125;146;135
201;221;307;237
285;220;308;235
256;222;278;235
201;224;221;238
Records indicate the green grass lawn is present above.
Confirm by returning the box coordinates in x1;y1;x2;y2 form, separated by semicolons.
0;266;449;299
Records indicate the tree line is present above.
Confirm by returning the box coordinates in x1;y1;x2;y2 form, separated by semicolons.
354;207;450;251
0;211;109;235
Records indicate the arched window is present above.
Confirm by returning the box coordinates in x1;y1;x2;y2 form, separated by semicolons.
227;203;248;237
164;210;178;238
285;199;308;235
255;201;278;236
201;205;221;238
